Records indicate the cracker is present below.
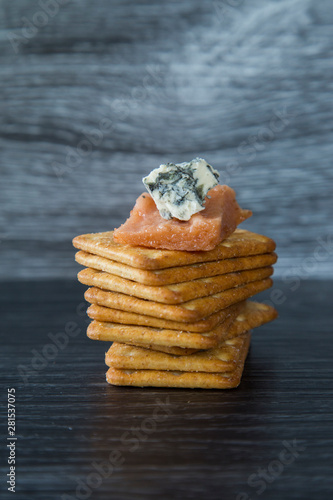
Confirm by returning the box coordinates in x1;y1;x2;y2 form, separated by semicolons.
87;301;242;349
86;301;276;350
105;333;251;389
84;277;273;322
131;343;198;356
75;250;277;286
201;300;277;345
88;320;218;349
227;301;278;337
78;266;273;304
73;229;276;270
106;334;249;373
87;302;244;333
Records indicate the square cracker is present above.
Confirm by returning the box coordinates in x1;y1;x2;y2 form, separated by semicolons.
87;302;244;333
75;250;277;286
73;229;276;270
106;333;250;373
105;333;251;389
221;301;277;338
84;277;273;322
130;344;199;356
131;301;278;356
87;301;242;350
87;301;277;350
129;301;277;355
78;266;273;304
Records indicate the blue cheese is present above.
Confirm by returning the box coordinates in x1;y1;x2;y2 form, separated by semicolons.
142;158;219;221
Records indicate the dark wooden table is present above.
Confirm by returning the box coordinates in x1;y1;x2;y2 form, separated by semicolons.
1;279;333;500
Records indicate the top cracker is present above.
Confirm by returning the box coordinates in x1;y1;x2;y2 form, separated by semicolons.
73;228;276;270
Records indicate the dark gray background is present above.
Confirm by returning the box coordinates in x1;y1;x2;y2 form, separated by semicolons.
1;0;332;280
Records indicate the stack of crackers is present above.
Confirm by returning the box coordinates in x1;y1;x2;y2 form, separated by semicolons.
73;228;277;389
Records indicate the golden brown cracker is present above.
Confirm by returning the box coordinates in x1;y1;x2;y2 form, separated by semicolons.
105;333;251;389
75;250;277;286
87;302;244;333
86;301;276;350
227;301;278;337
87;301;242;350
73;229;276;270
88;320;218;349
78;266;273;304
131;343;198;356
106;334;249;373
84;277;273;322
199;301;277;345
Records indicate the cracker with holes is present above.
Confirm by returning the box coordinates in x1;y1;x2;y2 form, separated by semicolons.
84;277;273;322
106;333;250;372
73;228;276;270
106;333;251;389
87;301;277;351
78;266;273;304
75;250;277;286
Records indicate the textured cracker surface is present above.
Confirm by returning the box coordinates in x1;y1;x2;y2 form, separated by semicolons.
87;302;242;350
78;266;273;304
87;302;244;332
76;250;277;285
87;301;276;349
105;334;251;389
84;277;273;322
73;229;276;270
106;333;250;372
129;343;198;356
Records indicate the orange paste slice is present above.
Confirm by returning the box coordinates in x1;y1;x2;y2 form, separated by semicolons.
113;185;252;251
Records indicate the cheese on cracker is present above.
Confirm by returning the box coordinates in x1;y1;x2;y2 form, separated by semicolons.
143;158;219;221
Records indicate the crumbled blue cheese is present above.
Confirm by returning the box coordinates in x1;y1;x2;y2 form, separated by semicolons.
142;158;219;221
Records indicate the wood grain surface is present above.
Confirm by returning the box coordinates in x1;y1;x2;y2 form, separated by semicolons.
0;0;332;279
0;279;332;500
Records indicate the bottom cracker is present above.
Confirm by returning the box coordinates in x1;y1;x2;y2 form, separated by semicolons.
106;333;251;389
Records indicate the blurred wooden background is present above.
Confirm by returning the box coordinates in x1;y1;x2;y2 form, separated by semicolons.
0;0;332;280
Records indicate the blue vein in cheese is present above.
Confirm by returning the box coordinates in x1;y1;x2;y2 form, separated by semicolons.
142;158;220;221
